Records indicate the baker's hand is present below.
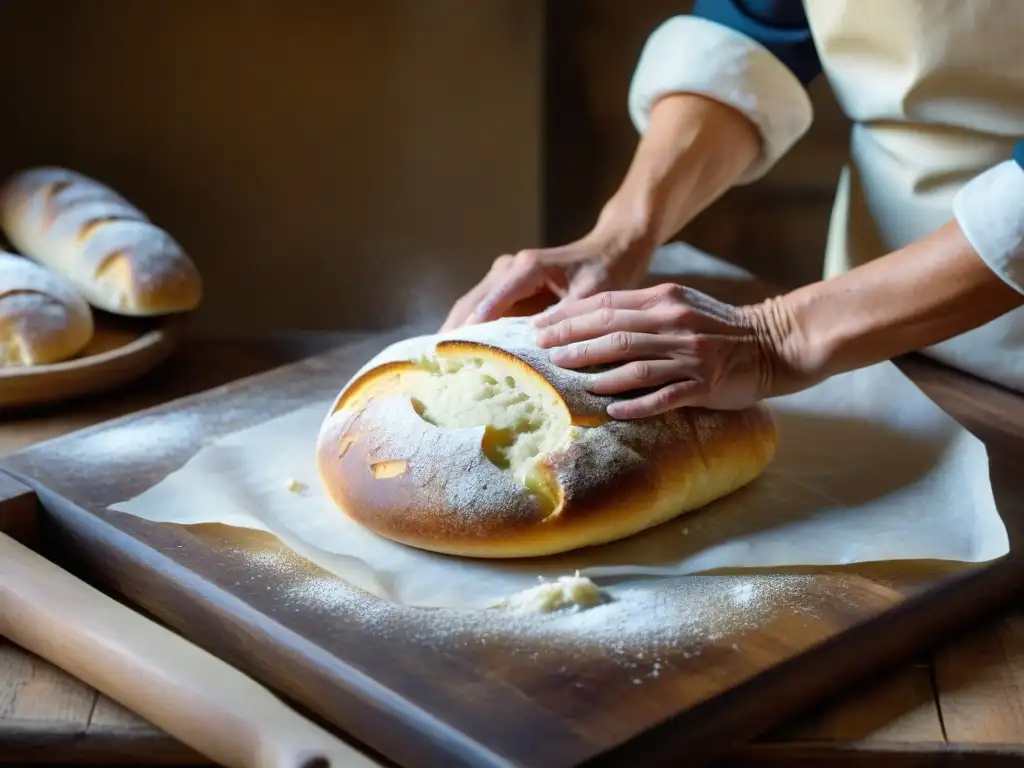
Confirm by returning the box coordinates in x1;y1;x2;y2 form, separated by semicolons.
440;208;657;332
533;283;804;419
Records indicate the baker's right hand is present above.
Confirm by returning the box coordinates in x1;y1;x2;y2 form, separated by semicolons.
440;218;657;332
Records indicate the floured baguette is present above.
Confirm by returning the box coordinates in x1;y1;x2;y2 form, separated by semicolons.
0;251;93;367
316;316;778;559
0;167;202;316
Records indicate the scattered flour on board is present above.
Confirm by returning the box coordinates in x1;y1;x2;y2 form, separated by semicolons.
234;547;840;678
35;400;302;480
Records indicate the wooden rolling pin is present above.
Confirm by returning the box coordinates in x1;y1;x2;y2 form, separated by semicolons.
0;530;382;768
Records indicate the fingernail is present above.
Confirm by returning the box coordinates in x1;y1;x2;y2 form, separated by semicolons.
606;403;626;420
546;345;568;362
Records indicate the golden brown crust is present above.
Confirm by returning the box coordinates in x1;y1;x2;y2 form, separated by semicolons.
317;396;549;547
333;360;426;412
0;167;203;317
0;251;94;366
95;249;203;316
316;325;779;559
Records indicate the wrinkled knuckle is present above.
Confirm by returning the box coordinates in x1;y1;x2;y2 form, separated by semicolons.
642;282;677;308
597;306;616;328
611;331;633;354
654;386;680;409
597;291;615;310
629;359;652;381
547;323;568;346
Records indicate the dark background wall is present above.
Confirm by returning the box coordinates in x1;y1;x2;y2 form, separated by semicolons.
0;0;851;335
0;0;543;333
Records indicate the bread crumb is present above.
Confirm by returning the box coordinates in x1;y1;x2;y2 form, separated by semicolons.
285;478;308;494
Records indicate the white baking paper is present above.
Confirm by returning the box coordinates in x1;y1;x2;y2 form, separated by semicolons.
108;359;1008;610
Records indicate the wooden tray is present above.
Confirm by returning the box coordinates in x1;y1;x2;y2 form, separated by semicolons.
2;331;1023;768
0;312;185;411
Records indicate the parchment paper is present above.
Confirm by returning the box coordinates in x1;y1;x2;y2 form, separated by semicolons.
108;360;1007;610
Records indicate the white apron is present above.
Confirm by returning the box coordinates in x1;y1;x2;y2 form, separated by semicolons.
804;0;1024;393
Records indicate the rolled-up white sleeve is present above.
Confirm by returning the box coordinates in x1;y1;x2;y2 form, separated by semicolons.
953;159;1024;295
628;15;814;184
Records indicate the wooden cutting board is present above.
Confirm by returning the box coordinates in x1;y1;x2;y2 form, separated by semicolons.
2;330;1024;768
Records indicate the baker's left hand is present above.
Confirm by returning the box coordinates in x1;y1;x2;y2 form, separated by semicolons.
533;283;798;419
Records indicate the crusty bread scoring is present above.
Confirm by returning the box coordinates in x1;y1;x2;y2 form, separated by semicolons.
0;167;202;316
0;251;94;367
316;317;778;559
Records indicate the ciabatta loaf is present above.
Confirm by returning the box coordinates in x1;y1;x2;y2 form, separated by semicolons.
0;251;93;367
0;167;202;316
316;317;778;559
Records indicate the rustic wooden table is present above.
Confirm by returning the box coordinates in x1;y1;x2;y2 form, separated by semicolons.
2;333;1024;767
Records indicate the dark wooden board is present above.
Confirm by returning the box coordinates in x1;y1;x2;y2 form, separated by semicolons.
2;330;1024;768
0;471;37;544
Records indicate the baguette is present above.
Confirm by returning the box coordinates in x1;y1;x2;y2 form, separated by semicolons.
0;167;202;316
0;251;94;367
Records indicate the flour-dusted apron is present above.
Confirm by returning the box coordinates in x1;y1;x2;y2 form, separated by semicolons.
803;0;1024;393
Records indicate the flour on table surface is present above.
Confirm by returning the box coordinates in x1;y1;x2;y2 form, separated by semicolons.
491;571;609;614
108;325;1007;613
239;546;833;669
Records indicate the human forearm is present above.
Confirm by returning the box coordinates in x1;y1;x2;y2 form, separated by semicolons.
757;221;1024;388
601;93;761;247
607;0;819;251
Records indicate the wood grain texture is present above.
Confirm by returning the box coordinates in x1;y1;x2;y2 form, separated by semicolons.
1;333;369;767
935;614;1024;745
0;507;386;768
1;324;1023;767
0;639;205;766
766;662;943;744
3;334;1024;766
725;741;1024;767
